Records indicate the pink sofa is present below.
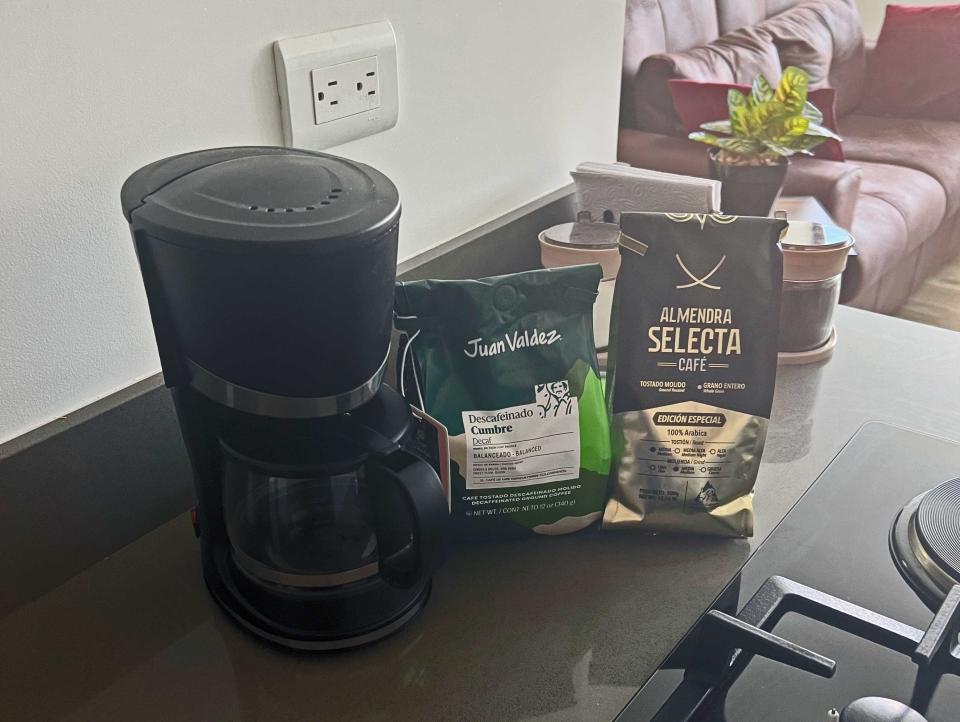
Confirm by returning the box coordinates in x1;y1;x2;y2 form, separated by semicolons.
617;0;960;314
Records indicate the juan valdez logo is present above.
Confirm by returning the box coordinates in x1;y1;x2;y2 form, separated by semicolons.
463;328;562;358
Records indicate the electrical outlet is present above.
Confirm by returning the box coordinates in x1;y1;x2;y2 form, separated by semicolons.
311;56;381;124
274;22;398;150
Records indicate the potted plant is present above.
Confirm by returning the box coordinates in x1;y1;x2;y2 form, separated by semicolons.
689;66;841;216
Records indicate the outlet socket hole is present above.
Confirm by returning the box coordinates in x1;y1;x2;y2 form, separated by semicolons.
331;187;342;192
267;208;276;212
330;100;338;106
357;82;363;91
317;92;324;101
285;208;294;212
366;71;375;77
321;201;331;205
327;80;337;87
368;90;376;95
249;205;259;210
306;206;316;211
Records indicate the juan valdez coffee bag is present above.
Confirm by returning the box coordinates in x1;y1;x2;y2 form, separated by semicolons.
395;266;611;541
603;213;786;537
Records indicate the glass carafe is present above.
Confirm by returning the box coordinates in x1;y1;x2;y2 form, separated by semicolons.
218;430;445;593
222;447;382;588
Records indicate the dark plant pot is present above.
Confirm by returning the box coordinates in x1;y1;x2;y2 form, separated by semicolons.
708;149;789;217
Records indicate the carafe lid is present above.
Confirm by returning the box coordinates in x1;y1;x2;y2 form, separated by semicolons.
121;146;400;252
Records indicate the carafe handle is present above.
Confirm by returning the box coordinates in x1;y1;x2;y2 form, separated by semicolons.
369;449;447;589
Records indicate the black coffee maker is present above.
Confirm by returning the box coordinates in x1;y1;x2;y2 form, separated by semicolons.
121;147;447;650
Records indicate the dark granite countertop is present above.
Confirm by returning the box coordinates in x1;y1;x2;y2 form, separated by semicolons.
2;306;959;722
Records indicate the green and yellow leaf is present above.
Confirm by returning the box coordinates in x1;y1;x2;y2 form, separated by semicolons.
716;137;765;155
764;115;810;143
727;88;749;115
700;120;733;134
805;122;841;140
768;134;824;154
782;135;827;151
688;131;723;147
801;100;823;125
761;140;799;157
775;66;808;114
753;100;786;127
730;106;755;137
752;75;775;104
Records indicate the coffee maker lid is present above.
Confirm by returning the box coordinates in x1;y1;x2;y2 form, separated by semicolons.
121;146;400;251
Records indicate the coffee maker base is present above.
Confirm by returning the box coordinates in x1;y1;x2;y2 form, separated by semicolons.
204;546;432;652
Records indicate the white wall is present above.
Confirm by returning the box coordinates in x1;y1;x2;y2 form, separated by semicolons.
856;0;958;39
0;0;625;443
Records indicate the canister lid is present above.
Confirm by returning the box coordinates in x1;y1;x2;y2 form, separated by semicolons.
540;221;621;249
539;221;621;280
121;146;400;252
780;220;853;251
780;220;855;282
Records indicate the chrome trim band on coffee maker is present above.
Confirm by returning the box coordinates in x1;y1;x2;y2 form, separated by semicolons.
184;353;388;418
231;545;381;589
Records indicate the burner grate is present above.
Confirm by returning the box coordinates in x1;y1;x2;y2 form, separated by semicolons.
638;577;960;722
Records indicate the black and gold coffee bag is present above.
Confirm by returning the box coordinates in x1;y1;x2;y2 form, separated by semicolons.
603;213;786;537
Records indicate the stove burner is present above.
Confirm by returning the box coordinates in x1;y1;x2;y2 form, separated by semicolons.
839;697;928;722
917;479;960;579
891;477;960;608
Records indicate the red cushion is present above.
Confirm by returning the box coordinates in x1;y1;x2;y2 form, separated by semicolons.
668;79;844;162
860;4;960;120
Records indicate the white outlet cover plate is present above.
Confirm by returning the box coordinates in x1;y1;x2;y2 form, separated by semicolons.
274;21;398;150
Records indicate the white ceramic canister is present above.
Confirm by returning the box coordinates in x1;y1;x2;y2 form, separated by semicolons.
538;220;621;350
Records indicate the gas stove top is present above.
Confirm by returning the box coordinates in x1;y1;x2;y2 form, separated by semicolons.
617;422;960;722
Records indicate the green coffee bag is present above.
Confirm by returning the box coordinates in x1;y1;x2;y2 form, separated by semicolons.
395;265;610;540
